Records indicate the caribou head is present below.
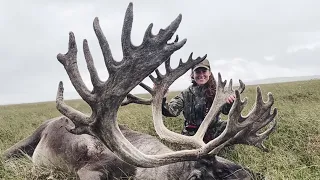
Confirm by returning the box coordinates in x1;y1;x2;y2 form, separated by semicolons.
3;2;277;180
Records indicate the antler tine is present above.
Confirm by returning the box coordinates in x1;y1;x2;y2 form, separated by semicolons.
163;35;179;74
228;79;233;91
83;39;103;88
238;79;245;93
149;68;170;86
142;15;185;53
217;73;227;90
157;14;182;43
93;18;119;75
255;118;277;152
142;23;154;45
149;74;157;84
256;108;277;133
139;82;154;96
266;92;275;107
164;39;187;56
163;25;187;54
226;90;254;132
56;82;92;131
57;32;95;106
122;2;136;58
187;52;194;62
121;94;152;106
147;69;165;87
256;86;264;106
253;108;277;132
155;69;164;80
162;36;178;74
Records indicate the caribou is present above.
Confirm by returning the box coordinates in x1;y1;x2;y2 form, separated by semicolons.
2;2;277;180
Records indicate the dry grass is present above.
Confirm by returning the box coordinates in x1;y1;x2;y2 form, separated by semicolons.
1;79;320;179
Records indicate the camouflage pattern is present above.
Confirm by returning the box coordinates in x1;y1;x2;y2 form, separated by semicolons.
162;85;232;142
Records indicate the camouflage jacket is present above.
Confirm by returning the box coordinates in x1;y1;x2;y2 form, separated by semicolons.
162;85;232;127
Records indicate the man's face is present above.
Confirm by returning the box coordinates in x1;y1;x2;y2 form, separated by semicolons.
193;67;211;85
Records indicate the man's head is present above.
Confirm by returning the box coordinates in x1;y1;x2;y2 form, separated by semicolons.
192;59;210;71
192;59;212;85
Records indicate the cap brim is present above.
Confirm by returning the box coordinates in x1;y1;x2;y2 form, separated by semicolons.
193;65;210;71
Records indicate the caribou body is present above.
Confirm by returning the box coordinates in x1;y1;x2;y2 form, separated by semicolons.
3;117;257;179
3;2;277;180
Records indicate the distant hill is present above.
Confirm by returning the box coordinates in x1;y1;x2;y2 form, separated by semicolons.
245;75;320;85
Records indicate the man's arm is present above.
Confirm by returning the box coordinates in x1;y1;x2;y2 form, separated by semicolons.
162;92;184;117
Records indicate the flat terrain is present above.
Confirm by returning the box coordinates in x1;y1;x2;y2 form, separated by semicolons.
1;80;320;179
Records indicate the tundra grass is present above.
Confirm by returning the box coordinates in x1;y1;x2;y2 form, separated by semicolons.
1;80;320;180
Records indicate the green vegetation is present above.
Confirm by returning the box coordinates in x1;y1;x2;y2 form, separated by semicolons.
1;80;320;179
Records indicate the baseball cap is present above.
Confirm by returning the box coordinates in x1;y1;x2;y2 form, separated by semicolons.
193;59;210;71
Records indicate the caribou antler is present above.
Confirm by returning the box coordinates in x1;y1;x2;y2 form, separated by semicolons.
228;87;277;152
121;94;152;106
56;2;277;168
146;69;246;148
142;67;276;155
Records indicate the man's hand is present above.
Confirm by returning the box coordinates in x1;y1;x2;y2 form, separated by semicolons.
226;94;236;104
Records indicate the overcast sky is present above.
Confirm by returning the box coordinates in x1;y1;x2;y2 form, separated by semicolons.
0;0;319;105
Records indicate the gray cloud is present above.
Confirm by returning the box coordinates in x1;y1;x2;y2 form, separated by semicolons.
1;0;320;104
